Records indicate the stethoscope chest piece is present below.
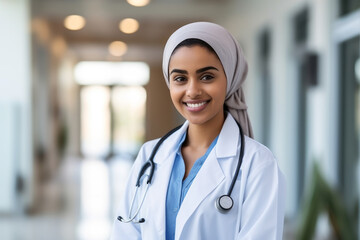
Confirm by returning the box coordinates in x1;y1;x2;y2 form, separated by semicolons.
216;195;233;213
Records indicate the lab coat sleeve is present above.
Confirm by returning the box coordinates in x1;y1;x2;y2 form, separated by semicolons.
110;143;153;240
237;150;286;240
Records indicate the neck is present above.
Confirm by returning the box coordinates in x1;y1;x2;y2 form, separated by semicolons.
185;113;225;149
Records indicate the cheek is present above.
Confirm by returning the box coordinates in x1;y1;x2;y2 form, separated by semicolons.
169;87;181;104
213;80;227;102
221;79;228;100
222;86;227;100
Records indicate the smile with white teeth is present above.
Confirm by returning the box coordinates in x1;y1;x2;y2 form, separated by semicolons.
186;102;207;108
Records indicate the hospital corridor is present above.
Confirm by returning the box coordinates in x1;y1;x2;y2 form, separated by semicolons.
1;0;360;239
0;155;132;240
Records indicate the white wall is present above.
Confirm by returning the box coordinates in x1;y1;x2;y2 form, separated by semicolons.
0;0;32;212
0;104;18;212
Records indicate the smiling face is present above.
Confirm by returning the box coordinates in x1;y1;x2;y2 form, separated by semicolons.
168;45;227;128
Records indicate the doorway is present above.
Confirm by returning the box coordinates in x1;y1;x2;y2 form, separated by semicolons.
80;85;147;159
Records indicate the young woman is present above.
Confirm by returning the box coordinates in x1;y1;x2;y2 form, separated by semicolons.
111;22;286;240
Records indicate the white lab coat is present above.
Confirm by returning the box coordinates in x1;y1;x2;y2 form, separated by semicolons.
110;114;286;240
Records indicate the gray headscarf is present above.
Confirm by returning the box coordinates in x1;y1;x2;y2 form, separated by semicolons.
162;22;254;138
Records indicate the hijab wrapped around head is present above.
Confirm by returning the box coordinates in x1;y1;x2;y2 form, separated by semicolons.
162;22;254;138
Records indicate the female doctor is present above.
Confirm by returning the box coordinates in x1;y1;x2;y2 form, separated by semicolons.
110;22;286;240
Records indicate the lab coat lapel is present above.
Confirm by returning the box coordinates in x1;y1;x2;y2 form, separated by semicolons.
147;150;175;239
174;114;239;239
147;122;189;239
175;151;225;239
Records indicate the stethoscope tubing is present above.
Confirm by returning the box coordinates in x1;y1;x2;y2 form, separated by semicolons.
136;125;182;186
227;121;245;196
118;178;150;223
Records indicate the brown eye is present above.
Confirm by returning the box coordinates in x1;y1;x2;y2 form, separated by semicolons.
201;74;214;81
174;76;186;82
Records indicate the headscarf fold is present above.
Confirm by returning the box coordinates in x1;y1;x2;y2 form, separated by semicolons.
162;22;254;138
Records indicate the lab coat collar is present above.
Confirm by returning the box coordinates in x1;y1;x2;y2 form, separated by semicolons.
215;113;240;158
153;121;189;165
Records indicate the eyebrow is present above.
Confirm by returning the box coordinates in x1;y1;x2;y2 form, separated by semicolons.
196;66;219;74
169;66;219;75
170;69;187;75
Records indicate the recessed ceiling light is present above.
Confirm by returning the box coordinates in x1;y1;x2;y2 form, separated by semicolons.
127;0;150;7
64;15;86;31
119;18;139;34
108;41;128;57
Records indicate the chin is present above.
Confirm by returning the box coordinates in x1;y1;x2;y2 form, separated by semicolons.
185;115;213;126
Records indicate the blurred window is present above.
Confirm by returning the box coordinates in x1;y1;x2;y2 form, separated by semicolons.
338;35;359;233
340;0;360;16
292;6;310;213
112;86;146;156
74;61;150;86
294;8;309;45
258;29;272;147
81;86;111;157
77;61;149;159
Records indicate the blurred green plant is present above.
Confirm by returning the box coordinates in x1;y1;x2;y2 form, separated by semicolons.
58;119;68;157
297;162;357;240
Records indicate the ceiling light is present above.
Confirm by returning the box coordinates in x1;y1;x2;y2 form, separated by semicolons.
127;0;150;7
64;15;86;31
119;18;139;34
108;41;128;57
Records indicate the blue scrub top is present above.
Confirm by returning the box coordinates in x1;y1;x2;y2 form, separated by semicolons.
165;132;219;240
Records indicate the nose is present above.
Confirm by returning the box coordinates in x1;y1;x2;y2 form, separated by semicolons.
186;79;202;98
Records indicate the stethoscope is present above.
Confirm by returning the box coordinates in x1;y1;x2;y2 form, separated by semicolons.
118;121;245;224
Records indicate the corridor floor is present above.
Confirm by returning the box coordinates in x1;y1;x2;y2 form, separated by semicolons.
0;156;133;240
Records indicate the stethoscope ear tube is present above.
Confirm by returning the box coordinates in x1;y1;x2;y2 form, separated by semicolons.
119;124;182;223
118;182;150;224
118;216;145;223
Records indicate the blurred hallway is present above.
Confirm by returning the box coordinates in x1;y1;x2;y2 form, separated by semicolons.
1;0;360;239
0;156;133;240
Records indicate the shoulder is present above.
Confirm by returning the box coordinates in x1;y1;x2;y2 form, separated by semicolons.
244;136;275;160
240;137;286;206
136;123;188;164
242;136;280;179
137;138;160;159
126;138;162;178
142;138;160;149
